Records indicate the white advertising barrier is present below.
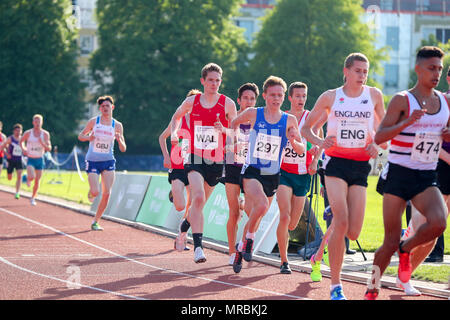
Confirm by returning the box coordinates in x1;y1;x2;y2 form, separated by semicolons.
251;196;280;255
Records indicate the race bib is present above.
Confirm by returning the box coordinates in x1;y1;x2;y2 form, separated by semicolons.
253;132;281;161
28;145;43;157
337;119;368;148
282;140;306;167
194;126;219;150
235;132;249;164
12;144;22;157
93;139;111;154
411;132;442;163
180;138;190;164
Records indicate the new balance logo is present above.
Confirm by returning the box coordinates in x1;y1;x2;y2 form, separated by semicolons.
361;100;369;104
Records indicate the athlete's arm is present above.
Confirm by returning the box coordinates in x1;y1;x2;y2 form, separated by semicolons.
41;131;52;152
171;96;194;143
366;87;387;157
159;123;171;169
230;107;257;130
78;118;96;142
1;137;11;158
439;148;450;165
115;121;126;153
442;96;450;142
301;90;334;149
286;114;305;156
19;131;30;156
374;94;426;145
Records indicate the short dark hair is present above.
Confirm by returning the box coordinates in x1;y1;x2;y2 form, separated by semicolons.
13;123;22;130
97;95;114;105
288;82;308;97
416;46;445;64
237;83;259;99
201;63;222;79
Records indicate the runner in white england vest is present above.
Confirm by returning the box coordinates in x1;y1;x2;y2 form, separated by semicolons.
302;53;386;300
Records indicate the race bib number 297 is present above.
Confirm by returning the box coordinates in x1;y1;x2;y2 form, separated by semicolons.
253;132;281;161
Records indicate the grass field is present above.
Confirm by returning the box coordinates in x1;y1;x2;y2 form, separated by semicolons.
1;169;449;283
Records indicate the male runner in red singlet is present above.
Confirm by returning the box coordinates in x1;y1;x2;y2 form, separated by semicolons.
170;63;237;263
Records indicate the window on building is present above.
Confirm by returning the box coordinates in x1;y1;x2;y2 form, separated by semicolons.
380;0;394;10
80;35;94;55
436;28;450;44
235;19;254;43
385;64;399;88
386;26;399;51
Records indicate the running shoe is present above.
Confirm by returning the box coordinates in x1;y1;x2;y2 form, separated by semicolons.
233;250;243;273
398;250;412;283
242;238;254;262
330;285;346;300
364;288;379;300
30;198;36;206
310;254;322;282
396;277;421;296
323;246;330;267
194;247;206;263
91;221;104;231
14;193;20;200
280;262;292;274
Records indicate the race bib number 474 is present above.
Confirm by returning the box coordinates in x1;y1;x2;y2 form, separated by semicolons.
411;132;442;163
253;132;281;161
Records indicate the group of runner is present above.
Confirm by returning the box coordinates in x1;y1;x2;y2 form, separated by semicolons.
158;46;449;300
0;45;448;301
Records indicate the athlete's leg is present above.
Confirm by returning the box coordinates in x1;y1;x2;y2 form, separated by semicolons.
15;169;23;194
242;178;270;234
88;172;101;198
276;185;293;264
314;221;333;262
346;185;367;241
94;170;115;222
370;194;406;283
32;169;42;199
171;179;186;212
225;183;242;255
324;176;349;286
403;187;447;253
26;165;35;187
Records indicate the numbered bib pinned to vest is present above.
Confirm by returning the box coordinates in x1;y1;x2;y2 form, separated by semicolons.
194;126;219;150
337;119;368;148
253;132;282;161
411;132;442;163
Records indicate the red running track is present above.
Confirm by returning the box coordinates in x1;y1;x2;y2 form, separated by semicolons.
0;191;444;301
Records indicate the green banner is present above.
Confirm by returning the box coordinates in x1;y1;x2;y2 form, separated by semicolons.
135;175;176;228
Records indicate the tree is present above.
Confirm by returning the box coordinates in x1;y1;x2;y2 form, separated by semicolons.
0;0;86;152
90;0;249;154
247;0;387;110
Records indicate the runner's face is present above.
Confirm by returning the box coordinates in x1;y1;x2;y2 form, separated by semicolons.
344;61;369;87
99;101;113;116
263;85;285;109
288;87;307;111
416;57;443;89
13;128;22;137
201;71;222;94
237;90;257;110
32;117;42;129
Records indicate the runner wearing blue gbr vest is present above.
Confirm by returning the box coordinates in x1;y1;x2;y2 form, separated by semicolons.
78;96;127;231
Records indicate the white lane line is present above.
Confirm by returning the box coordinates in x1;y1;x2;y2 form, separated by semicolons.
0;256;146;300
0;206;309;300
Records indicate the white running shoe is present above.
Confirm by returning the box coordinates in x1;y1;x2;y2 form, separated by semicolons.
229;253;236;266
396;277;421;296
194;247;206;263
175;232;187;252
30;198;37;206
